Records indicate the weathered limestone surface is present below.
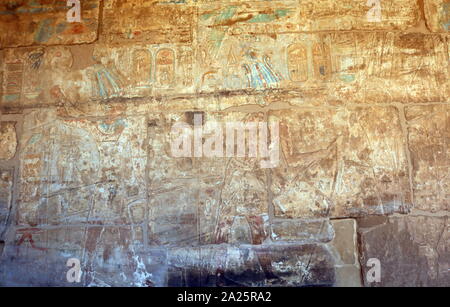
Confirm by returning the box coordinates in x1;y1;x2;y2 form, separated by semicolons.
197;31;449;103
0;169;13;237
406;105;450;213
271;219;334;243
0;240;335;286
270;107;411;218
198;0;420;33
358;215;449;287
147;111;270;246
18;109;147;227
0;0;100;48
102;1;194;45
327;219;362;287
0;44;195;110
424;0;450;32
167;244;335;287
2;32;448;110
0;226;145;286
0;121;17;160
0;0;449;287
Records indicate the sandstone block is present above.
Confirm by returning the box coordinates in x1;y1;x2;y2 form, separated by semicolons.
147;112;270;246
18;110;147;226
327;219;362;287
270;107;411;218
406;105;450;212
424;0;450;32
271;219;334;243
358;215;449;287
167;244;336;287
102;0;194;45
0;122;17;160
0;0;100;48
0;169;13;236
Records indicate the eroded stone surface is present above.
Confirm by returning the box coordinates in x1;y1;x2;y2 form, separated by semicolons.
1;46;89;111
0;122;17;160
424;0;450;32
0;0;100;48
327;219;362;287
329;219;358;265
0;44;194;110
147;112;270;246
2;33;449;111
406;105;450;212
358;215;449;287
102;1;194;45
0;226;152;287
197;31;449;103
18;109;147;227
198;0;419;34
0;169;13;237
0;239;335;287
270;107;411;218
0;0;449;288
168;244;335;287
271;219;334;243
299;0;420;31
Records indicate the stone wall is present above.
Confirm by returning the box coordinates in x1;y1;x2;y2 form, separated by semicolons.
0;0;448;287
